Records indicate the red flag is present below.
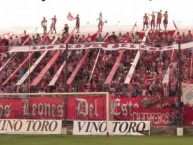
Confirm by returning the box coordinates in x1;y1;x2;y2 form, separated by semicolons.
136;31;145;39
90;32;98;41
67;12;74;21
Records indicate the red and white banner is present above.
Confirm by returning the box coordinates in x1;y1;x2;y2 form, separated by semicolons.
0;96;177;126
0;119;62;134
10;40;193;53
0;97;65;119
0;98;22;119
23;97;65;119
132;108;170;126
110;97;170;126
67;96;106;120
67;96;173;126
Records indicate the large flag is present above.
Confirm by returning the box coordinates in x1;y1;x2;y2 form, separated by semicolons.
182;83;193;105
67;12;74;21
3;32;14;39
90;32;98;41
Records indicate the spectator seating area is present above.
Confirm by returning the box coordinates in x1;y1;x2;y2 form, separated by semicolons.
0;29;192;101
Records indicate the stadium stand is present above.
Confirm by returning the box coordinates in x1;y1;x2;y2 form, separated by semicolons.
1;28;193;126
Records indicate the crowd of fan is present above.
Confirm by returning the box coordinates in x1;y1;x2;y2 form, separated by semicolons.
0;29;193;102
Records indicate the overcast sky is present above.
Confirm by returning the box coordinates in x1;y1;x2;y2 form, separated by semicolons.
0;0;193;30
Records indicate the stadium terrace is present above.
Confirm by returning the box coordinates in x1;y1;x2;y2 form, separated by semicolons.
1;12;193;133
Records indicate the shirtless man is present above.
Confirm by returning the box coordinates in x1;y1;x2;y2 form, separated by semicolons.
149;11;155;30
142;13;149;31
97;12;103;32
155;10;162;30
50;15;57;34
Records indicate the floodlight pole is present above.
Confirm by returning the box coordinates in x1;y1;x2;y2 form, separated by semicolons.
64;43;68;92
178;39;182;126
138;41;142;121
28;44;31;93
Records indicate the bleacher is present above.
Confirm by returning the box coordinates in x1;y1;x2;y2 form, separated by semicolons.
1;26;193;126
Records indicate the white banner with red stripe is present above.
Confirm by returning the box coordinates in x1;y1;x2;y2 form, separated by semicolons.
9;42;193;53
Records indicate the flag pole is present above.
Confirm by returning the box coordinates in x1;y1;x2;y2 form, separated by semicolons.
131;22;137;32
65;43;68;92
63;26;76;92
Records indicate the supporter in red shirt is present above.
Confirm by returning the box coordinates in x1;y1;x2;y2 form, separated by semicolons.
186;30;193;42
21;30;30;45
85;34;92;42
103;32;110;42
174;32;181;43
181;32;186;43
124;32;132;42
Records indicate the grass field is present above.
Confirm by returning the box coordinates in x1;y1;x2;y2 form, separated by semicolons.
0;135;193;145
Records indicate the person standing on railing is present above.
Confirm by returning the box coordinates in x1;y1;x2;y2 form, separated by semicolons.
97;12;103;32
155;10;162;30
41;17;47;34
62;24;69;37
148;11;155;30
142;13;149;31
50;15;57;34
74;14;80;33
